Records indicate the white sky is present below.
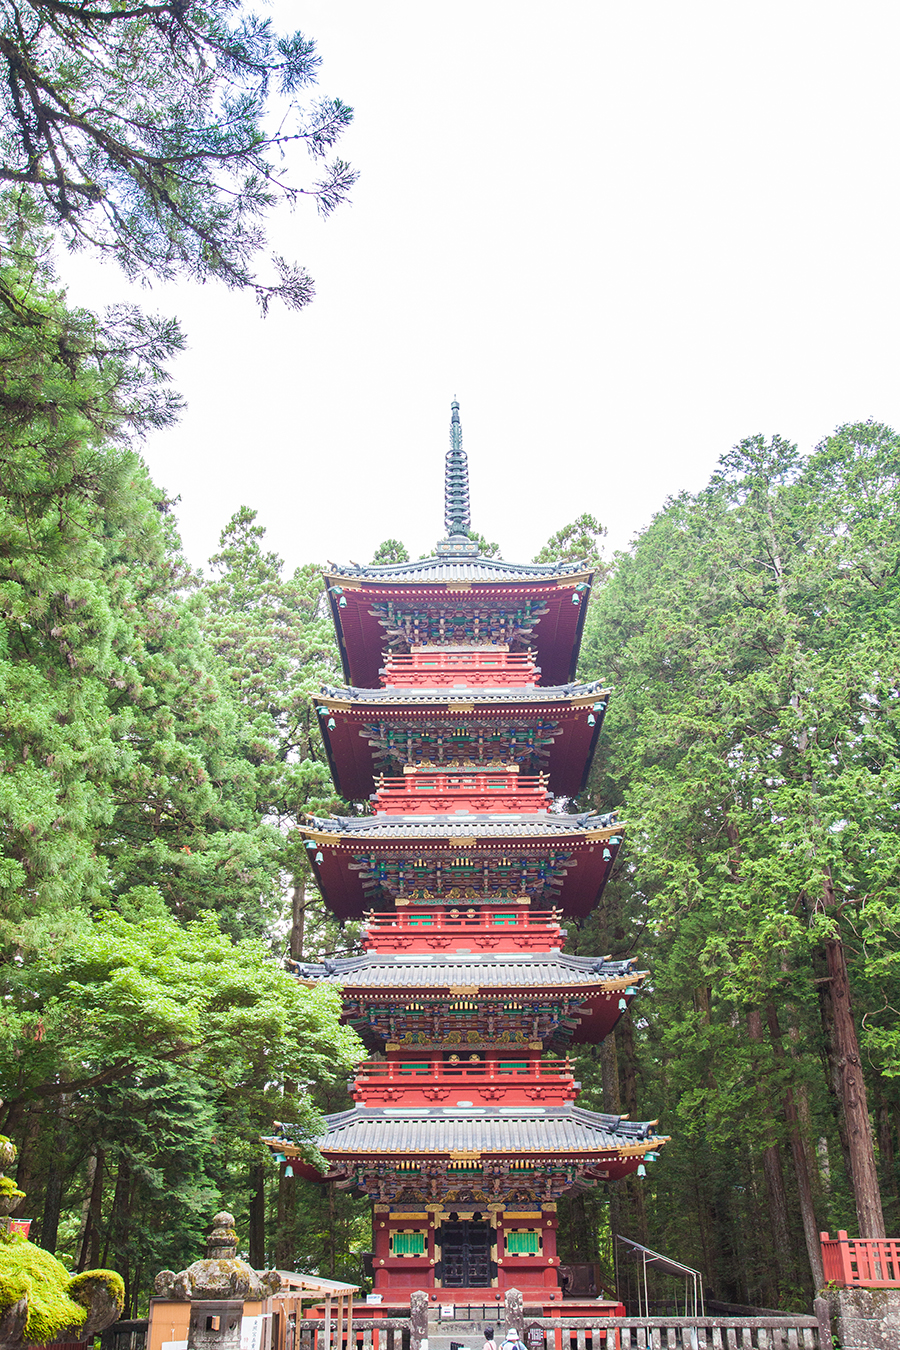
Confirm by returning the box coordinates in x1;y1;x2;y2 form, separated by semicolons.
57;1;900;575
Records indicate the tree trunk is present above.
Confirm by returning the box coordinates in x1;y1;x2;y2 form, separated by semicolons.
746;1009;796;1291
290;879;306;961
600;1034;622;1115
75;1152;97;1271
275;1165;295;1270
40;1096;70;1254
689;1143;717;1297
824;919;885;1236
102;1153;131;1289
327;1180;337;1278
249;1162;267;1268
815;943;854;1185
12;1102;42;1218
779;957;821;1204
766;1003;825;1289
618;1014;639;1117
78;1147;105;1271
875;1081;896;1213
131;1262;142;1319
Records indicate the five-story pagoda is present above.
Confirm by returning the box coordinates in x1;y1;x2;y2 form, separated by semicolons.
265;403;665;1308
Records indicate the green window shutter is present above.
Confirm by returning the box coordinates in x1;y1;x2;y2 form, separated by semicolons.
392;1231;426;1256
506;1230;540;1255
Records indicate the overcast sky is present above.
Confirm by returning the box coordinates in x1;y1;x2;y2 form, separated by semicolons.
58;2;900;575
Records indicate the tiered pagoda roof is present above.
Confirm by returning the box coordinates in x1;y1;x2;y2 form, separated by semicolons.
266;402;664;1305
266;1105;663;1194
288;951;645;1050
298;810;623;921
314;678;609;799
323;557;594;690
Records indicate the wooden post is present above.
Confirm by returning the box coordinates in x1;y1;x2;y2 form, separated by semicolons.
837;1231;854;1286
814;1296;832;1348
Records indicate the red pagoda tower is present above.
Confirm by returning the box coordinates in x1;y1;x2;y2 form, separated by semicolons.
266;402;665;1308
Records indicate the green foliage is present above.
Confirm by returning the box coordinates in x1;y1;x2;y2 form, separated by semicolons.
0;44;361;1314
0;232;188;927
0;243;288;936
0;1238;86;1343
0;907;359;1125
576;420;900;1301
370;540;409;565
467;530;501;558
0;0;356;308
202;507;345;910
533;512;606;570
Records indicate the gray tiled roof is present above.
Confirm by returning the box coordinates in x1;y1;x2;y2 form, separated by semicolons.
305;811;617;838
327;558;592;584
289;952;641;989
279;1105;658;1154
319;680;608;705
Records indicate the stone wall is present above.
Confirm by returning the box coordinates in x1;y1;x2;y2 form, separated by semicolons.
821;1287;900;1350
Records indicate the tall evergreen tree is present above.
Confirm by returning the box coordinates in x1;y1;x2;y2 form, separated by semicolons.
578;422;900;1300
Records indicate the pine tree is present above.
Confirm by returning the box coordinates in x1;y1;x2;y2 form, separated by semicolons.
0;0;356;307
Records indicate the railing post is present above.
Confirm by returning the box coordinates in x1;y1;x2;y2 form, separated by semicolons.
504;1289;524;1341
409;1293;428;1350
837;1230;854;1286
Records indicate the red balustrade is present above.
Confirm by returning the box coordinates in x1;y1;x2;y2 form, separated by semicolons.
362;906;566;953
381;649;539;689
372;771;551;815
820;1230;900;1287
353;1056;579;1107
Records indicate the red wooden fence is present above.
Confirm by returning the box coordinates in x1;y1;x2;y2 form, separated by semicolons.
820;1229;900;1286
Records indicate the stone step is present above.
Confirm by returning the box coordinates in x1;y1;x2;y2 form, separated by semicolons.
425;1336;488;1350
426;1323;490;1334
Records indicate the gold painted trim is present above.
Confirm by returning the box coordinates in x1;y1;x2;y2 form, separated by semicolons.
299;828;339;845
555;572;593;587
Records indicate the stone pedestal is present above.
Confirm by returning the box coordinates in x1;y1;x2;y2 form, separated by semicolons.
187;1299;243;1350
822;1287;900;1350
410;1290;429;1350
503;1289;523;1340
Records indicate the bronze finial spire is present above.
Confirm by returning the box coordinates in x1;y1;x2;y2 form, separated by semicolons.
437;399;478;556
